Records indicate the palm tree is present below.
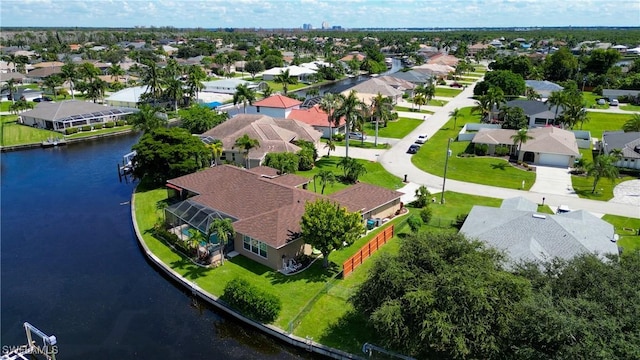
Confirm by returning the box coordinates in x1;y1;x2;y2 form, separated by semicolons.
510;128;534;160
324;138;336;157
525;86;540;100
209;218;235;265
334;90;363;159
187;228;205;254
164;78;184;112
413;93;426;111
262;84;274;97
233;134;260;168
319;92;340;139
486;87;505;123
545;90;569;124
61;62;78;99
206;141;223;166
586;155;619;194
79;62;101;84
233;83;256;114
140;59;164;101
86;79;107;103
108;63;125;83
623;114;640;132
472;94;492;120
424;80;436;105
449;107;461;130
274;69;292;95
371;93;393;146
43;75;63;100
1;78;17;104
185;65;206;103
130;104;166;132
313;170;336;194
610;148;624;161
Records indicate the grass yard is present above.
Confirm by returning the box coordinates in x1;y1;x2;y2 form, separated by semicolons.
602;214;640;252
582;92;610;109
299;156;404;195
328;139;389;150
404;98;448;107
434;87;463;98
572;174;636;201
365;117;422;139
412;107;536;190
1;101;12;112
394;105;434;114
583;112;631;139
251;77;307;94
426;191;503;226
1;115;59;146
620;104;640;112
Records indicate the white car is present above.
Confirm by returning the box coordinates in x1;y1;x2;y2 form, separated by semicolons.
610;99;619;106
415;135;428;144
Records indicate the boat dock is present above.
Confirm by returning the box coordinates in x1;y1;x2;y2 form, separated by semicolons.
41;137;67;148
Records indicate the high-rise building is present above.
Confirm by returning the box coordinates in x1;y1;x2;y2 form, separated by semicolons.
302;23;313;30
321;21;329;30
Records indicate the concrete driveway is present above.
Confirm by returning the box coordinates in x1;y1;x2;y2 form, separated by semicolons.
611;179;640;208
528;166;578;197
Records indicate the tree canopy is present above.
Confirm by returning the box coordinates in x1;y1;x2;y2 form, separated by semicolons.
132;127;211;185
180;104;228;134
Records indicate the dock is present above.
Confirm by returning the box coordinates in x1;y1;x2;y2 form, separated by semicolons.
41;137;67;148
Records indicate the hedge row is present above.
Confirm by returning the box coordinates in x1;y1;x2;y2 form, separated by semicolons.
220;278;282;323
63;120;129;135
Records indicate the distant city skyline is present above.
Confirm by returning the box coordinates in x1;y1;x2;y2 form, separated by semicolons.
1;0;639;29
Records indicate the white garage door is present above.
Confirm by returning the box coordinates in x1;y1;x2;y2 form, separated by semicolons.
539;153;569;167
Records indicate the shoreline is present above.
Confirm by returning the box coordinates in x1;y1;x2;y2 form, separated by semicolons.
0;128;135;152
129;189;362;360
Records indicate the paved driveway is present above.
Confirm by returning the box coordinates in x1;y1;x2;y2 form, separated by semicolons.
529;166;578;197
611;179;640;208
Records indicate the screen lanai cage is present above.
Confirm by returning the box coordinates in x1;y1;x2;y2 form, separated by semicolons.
165;199;236;247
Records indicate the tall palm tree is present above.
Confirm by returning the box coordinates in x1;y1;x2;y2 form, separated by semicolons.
313;170;336;194
424;80;436;105
43;75;63;100
324;138;335;157
525;86;540;100
140;59;164;101
274;69;292;95
86;79;107;103
130;104;166;132
486;87;505;123
623;114;640;132
108;63;125;83
318;92;340;138
233;134;260;168
186;65;206;103
449;107;461;130
472;94;492;120
371;92;393;146
335;90;363;159
206;141;223;166
413;93;426;111
79;62;101;84
1;78;17;104
209;218;235;264
61;62;77;99
187;228;205;254
510;128;534;160
233;83;256;114
545;90;569;124
586;155;619;194
164;78;184;112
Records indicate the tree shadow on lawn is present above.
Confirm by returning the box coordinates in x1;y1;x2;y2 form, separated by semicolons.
318;309;379;354
267;261;340;285
170;258;212;280
490;162;508;170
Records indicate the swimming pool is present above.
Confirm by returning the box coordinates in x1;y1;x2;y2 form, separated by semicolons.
181;227;219;244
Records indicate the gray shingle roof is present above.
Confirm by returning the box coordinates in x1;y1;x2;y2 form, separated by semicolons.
506;99;562;117
602;131;640;160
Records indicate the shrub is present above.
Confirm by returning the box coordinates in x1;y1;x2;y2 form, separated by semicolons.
93;123;104;130
81;125;92;132
65;127;79;135
105;122;116;128
333;133;345;142
407;215;423;233
452;213;468;229
116;119;127;126
419;207;433;224
495;145;510;156
474;144;488;156
221;278;281;323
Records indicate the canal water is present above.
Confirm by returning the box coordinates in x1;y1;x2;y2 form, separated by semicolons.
0;134;316;359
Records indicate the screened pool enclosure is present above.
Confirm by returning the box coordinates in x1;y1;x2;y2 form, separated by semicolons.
165;199;236;245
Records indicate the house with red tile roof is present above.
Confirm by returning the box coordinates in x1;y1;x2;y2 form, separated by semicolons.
246;94;302;118
287;105;347;138
165;165;403;271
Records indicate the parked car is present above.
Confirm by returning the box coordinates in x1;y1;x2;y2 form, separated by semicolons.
348;132;366;140
415;134;428;144
33;96;53;102
450;82;463;88
597;98;606;105
407;144;421;154
556;205;571;214
610;98;619;106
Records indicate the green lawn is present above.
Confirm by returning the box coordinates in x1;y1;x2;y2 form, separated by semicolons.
1;115;59;146
251;77;307;94
365;117;422;139
583;112;631;139
328;139;389;150
394;106;433;114
620;104;640;112
582;92;610;109
411;107;536;190
572;174;636;201
1;101;12;112
434;87;463;98
404;98;448;107
602;214;640;252
299;156;404;195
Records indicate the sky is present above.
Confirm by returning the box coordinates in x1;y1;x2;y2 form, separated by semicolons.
1;0;639;29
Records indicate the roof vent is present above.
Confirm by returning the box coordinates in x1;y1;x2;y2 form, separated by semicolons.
532;213;546;219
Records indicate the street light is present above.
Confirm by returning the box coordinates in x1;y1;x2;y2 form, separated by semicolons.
440;138;453;204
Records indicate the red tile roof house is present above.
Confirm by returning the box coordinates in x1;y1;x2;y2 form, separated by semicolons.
246;94;302;118
200;114;323;168
164;165;403;271
287;104;347;139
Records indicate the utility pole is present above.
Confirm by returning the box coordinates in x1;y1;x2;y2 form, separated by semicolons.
440;138;453;204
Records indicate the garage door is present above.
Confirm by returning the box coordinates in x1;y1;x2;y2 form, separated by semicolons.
539;153;569;167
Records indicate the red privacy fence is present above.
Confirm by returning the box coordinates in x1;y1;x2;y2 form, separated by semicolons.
343;225;394;277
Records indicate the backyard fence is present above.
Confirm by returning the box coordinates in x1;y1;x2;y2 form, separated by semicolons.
343;225;394;278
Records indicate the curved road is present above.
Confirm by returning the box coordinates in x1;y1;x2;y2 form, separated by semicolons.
336;83;640;219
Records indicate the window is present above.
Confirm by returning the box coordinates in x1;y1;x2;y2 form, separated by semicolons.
534;118;547;125
243;235;267;258
256;106;260;113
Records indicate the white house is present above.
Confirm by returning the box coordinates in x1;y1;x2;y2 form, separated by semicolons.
261;66;317;82
246;94;302;118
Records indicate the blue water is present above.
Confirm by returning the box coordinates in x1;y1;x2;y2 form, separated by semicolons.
0;134;314;359
181;227;220;244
